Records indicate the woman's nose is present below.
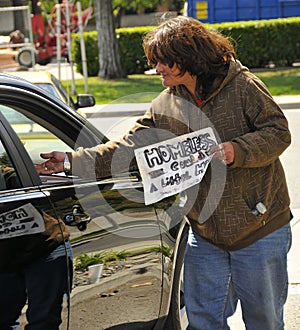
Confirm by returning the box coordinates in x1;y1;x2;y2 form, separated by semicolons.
156;62;164;73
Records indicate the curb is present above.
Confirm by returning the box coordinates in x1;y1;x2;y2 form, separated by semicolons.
84;103;150;118
274;95;300;110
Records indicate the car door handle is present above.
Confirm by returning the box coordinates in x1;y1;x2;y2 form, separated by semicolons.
63;204;91;231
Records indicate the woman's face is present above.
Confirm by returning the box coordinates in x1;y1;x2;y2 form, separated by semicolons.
155;62;195;90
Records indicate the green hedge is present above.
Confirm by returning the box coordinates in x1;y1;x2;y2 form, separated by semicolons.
117;26;153;74
72;17;300;76
72;31;99;76
213;17;300;68
72;26;152;76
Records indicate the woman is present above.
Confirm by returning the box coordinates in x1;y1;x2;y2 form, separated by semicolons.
37;16;292;329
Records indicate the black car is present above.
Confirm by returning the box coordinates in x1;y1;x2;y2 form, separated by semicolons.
0;73;188;329
3;70;95;117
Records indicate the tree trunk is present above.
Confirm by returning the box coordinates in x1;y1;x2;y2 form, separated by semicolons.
94;0;126;79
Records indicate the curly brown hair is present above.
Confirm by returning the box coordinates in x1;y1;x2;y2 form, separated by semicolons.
143;16;236;99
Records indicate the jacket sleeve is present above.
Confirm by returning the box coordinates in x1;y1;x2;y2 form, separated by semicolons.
230;78;291;168
70;110;157;178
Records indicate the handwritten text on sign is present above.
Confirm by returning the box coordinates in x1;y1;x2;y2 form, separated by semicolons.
134;127;217;205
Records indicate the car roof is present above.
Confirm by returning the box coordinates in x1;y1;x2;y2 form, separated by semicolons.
2;70;54;84
0;72;66;107
0;72;108;143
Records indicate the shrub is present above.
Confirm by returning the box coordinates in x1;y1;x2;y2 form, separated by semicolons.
117;26;153;74
72;17;300;76
72;31;99;76
213;17;300;68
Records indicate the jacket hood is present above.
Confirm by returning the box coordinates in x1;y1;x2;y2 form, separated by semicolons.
205;60;246;102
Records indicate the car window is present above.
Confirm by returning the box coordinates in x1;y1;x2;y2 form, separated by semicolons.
35;83;62;101
0;105;73;165
50;74;74;107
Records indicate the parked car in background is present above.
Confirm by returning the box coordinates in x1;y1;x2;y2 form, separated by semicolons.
0;73;188;329
3;70;95;114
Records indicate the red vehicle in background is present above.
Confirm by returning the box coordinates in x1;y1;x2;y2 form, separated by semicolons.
17;2;92;68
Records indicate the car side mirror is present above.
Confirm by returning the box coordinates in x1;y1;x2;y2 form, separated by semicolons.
74;94;95;109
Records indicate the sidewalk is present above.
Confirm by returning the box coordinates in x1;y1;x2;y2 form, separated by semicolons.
274;95;300;109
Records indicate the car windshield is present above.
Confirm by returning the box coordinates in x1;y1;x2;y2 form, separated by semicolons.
35;82;69;105
35;83;59;98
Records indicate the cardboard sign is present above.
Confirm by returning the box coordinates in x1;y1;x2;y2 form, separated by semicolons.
134;127;217;205
0;203;45;239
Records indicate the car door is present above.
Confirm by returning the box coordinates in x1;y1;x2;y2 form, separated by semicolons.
0;85;164;329
0;110;73;329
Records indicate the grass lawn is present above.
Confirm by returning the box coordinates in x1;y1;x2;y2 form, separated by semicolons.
65;67;300;104
254;68;300;96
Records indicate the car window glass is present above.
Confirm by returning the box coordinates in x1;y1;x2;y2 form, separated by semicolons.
35;83;62;100
0;105;72;165
0;138;21;190
50;75;73;106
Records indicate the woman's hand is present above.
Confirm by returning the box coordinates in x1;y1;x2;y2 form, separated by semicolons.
210;142;234;165
35;151;66;175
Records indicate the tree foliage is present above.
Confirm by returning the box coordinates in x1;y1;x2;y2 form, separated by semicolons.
38;0;184;16
112;0;162;14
